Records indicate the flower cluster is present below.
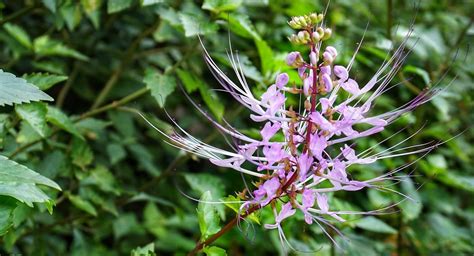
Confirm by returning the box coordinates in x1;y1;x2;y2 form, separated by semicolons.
154;11;443;249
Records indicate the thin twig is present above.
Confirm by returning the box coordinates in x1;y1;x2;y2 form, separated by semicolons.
90;19;161;109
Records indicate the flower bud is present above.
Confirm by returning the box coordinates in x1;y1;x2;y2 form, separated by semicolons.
322;28;332;40
311;31;320;42
286;51;304;67
316;27;325;38
309;13;319;24
323;52;333;64
309;51;318;66
317;13;324;22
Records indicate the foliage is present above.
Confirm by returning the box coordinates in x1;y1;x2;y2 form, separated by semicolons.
0;0;472;255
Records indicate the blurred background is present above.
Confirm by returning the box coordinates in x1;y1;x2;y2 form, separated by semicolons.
0;0;472;255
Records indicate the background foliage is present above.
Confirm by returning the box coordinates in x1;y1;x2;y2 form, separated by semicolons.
0;0;473;255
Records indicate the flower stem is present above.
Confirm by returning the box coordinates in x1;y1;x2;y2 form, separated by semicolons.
188;205;261;256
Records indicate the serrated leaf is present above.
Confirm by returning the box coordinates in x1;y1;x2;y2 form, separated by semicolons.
179;13;218;37
144;69;177;108
202;0;242;13
356;216;397;234
23;73;68;91
68;194;97;216
0;69;53;106
131;243;156;256
46;106;84;139
203;246;227;256
34;36;89;61
197;191;220;240
82;165;120;195
15;102;49;137
0;155;61;206
3;23;32;49
107;0;133;13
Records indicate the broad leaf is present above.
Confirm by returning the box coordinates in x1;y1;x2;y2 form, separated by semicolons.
15;102;49;137
203;246;227;256
3;23;32;49
0;70;53;106
144;70;177;108
34;36;89;61
46;106;84;139
68;194;97;216
197;191;220;240
0;155;61;206
179;13;218;37
107;0;133;13
23;73;68;90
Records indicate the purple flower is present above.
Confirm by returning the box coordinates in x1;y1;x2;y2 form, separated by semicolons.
154;11;445;252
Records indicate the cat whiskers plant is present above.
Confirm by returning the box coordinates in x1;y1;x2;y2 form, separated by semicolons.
146;10;453;255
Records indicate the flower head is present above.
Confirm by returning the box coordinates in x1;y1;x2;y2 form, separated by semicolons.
154;10;446;251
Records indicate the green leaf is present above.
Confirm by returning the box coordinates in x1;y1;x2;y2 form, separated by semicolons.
0;197;17;236
356;216;397;234
399;178;422;221
203;246;227;256
59;2;83;31
218;13;260;40
179;13;219;37
107;0;133;13
202;0;242;13
176;69;224;120
144;69;177;108
113;213;142;239
33;36;89;61
197;191;220;240
15;102;49;138
42;0;57;12
23;73;68;91
223;195;260;224
0;155;61;206
71;137;93;169
403;65;431;86
46;106;84;139
106;143;126;165
255;39;274;75
3;23;32;49
141;0;162;6
68;194;97;216
82;165;120;195
0;69;53;106
131;243;156;256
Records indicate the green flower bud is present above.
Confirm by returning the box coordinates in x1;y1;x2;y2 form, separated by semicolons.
312;31;320;42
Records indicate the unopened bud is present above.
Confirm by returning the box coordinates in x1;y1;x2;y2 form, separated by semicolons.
322;28;332;40
311;31;320;42
309;13;319;24
316;27;325;38
309;51;318;66
286;51;304;67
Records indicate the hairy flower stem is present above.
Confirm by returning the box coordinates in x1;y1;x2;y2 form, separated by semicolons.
188;205;261;256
